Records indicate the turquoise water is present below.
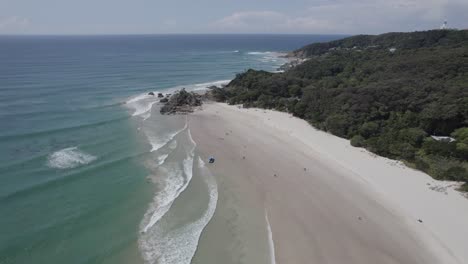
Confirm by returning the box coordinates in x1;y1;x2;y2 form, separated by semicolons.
0;34;343;264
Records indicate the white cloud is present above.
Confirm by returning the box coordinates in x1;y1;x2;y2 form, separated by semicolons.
0;16;30;33
215;11;286;32
211;0;468;34
212;11;333;33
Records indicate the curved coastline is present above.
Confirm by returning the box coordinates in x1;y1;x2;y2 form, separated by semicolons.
187;102;468;264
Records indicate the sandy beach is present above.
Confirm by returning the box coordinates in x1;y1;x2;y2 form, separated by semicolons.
188;102;468;264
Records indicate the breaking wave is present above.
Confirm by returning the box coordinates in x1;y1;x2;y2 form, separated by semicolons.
140;129;195;234
148;122;187;153
247;51;288;64
167;79;231;92
248;51;274;55
156;154;169;167
141;156;193;234
139;155;218;264
47;147;96;169
126;94;158;118
191;80;231;91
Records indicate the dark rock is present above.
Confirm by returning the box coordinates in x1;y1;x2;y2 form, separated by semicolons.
148;92;155;96
160;98;169;103
160;88;203;114
157;93;164;98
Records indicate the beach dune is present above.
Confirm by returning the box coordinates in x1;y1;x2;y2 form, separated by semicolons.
188;102;467;264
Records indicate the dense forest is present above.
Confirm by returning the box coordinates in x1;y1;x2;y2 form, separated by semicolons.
209;29;468;191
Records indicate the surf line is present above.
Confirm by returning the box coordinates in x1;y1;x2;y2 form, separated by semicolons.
265;209;276;264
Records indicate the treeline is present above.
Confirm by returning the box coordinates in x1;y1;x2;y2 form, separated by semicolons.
210;30;468;191
291;29;468;58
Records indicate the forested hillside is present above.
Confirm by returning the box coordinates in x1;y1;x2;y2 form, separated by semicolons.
210;30;468;190
291;29;468;57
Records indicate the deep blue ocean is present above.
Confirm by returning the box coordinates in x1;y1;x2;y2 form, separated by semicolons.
0;34;343;264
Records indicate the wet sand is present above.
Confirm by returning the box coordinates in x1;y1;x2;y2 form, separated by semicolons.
188;102;466;264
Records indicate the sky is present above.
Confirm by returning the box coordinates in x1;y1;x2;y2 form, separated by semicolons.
0;0;467;35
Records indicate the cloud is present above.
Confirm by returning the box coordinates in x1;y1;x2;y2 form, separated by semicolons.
217;11;285;27
211;0;468;34
212;11;333;33
0;16;30;33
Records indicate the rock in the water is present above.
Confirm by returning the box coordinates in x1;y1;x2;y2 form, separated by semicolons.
157;93;164;98
148;92;155;96
160;88;202;114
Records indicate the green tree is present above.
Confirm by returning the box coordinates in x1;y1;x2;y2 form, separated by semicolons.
351;135;366;147
359;122;380;138
325;114;350;137
452;128;468;159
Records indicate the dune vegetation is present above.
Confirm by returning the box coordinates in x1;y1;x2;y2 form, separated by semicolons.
209;29;468;190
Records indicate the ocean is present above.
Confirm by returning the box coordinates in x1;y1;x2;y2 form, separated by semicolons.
0;34;343;264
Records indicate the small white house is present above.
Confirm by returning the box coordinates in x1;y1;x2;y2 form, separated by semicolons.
389;48;397;53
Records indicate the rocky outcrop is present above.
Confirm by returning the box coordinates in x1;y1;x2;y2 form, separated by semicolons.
160;89;202;114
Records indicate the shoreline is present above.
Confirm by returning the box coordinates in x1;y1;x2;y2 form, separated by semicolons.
189;102;468;264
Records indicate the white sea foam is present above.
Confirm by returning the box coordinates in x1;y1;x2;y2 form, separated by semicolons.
142;152;195;234
192;80;231;91
149;122;187;152
248;51;273;55
141;161;188;234
157;154;169;167
126;79;231;119
169;140;177;150
183;156;193;185
126;93;150;104
248;51;288;65
146;79;232;96
187;128;197;147
168;80;231;92
47;147;96;169
141;102;158;121
248;51;286;56
141;130;195;234
265;210;277;264
139;156;218;264
126;93;159;118
197;156;205;167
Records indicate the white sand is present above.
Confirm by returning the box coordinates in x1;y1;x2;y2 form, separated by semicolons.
189;102;468;264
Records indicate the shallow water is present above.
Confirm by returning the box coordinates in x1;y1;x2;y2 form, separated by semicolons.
0;34;344;264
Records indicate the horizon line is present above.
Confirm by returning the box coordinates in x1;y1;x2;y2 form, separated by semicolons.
0;32;353;37
0;28;461;37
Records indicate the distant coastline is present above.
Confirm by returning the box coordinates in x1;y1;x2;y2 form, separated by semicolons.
162;30;468;262
207;29;468;192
